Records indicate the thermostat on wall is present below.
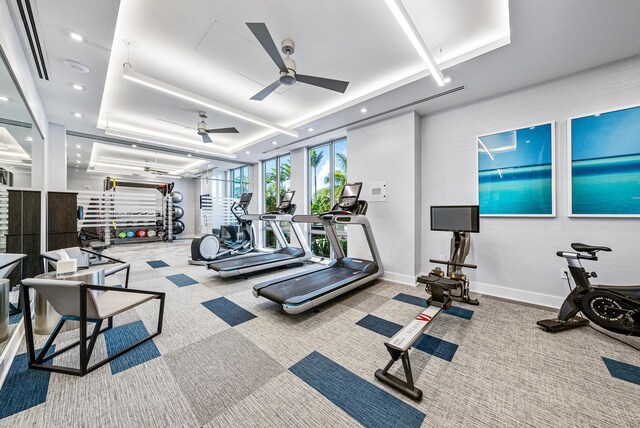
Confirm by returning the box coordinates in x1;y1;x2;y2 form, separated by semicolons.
367;181;386;202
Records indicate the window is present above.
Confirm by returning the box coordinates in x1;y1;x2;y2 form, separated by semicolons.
308;138;347;257
230;166;249;198
262;154;291;248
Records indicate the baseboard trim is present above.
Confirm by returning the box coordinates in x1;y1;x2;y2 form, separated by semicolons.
382;271;415;286
471;281;564;309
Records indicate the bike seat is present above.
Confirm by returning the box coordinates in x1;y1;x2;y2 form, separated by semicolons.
571;243;612;253
596;284;640;299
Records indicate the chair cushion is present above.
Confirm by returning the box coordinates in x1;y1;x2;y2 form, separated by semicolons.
94;290;156;318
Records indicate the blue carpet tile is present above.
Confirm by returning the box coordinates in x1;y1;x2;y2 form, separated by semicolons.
290;351;425;428
166;273;198;287
356;314;458;362
393;293;474;320
202;297;257;327
0;346;54;420
146;260;169;268
602;357;640;385
9;312;22;325
104;321;160;375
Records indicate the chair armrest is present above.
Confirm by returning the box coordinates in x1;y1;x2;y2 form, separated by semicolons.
104;262;130;276
23;278;83;287
0;254;27;271
80;248;126;264
85;284;164;298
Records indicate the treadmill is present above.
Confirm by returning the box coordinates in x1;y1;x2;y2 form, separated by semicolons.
253;182;384;314
207;191;312;277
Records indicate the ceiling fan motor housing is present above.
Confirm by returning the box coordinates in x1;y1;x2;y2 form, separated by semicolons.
280;57;297;85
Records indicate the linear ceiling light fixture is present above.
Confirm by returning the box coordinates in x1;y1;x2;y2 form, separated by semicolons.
104;126;237;159
122;68;298;138
384;0;445;87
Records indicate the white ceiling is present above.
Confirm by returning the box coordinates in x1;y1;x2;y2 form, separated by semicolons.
13;0;640;164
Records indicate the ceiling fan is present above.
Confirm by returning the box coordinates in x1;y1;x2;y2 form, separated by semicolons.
197;111;238;143
246;22;350;101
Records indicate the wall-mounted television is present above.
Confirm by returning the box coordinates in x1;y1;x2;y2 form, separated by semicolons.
430;205;480;233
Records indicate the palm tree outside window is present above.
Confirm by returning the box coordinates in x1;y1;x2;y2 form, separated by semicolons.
308;138;348;257
263;154;291;248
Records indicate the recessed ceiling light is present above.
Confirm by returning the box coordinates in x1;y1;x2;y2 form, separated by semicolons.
72;83;86;91
0;96;9;102
187;154;192;157
132;144;137;148
443;76;452;84
195;150;200;153
245;150;250;154
360;107;368;114
76;144;81;148
307;127;314;132
76;160;81;164
69;31;84;42
73;112;84;118
25;137;33;142
208;164;212;167
75;169;79;172
76;153;81;157
272;141;278;145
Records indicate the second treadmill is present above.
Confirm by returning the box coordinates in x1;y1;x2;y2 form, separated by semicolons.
207;191;312;277
253;182;384;314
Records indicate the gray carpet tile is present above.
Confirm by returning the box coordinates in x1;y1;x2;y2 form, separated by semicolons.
3;240;639;427
205;371;360;428
164;329;286;425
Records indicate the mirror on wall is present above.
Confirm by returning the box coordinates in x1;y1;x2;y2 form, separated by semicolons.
0;52;42;357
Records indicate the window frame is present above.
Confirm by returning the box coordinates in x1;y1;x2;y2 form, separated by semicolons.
262;153;291;248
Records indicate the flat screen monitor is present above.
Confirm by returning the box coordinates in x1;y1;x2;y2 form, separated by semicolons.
341;182;362;199
430;205;479;233
281;191;294;203
239;193;253;205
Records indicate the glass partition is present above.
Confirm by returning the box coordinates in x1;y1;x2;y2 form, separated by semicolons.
0;52;43;356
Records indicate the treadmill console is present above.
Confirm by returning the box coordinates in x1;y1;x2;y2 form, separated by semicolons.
323;182;364;215
275;191;295;214
238;193;253;209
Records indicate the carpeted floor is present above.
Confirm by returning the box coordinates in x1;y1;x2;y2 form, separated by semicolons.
1;240;639;427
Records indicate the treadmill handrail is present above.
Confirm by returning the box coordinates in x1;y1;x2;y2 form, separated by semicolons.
291;214;322;223
240;214;262;221
259;213;294;221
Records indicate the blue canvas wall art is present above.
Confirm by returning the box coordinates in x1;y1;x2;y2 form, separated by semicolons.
570;106;640;216
478;123;554;216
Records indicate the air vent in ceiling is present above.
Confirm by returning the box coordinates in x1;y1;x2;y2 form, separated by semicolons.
15;0;49;80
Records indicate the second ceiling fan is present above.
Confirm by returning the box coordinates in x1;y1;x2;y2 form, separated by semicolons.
247;22;350;101
197;111;238;143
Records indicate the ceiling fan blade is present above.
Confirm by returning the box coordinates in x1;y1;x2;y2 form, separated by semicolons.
251;80;282;101
246;23;288;73
201;133;212;143
296;74;349;93
206;127;239;134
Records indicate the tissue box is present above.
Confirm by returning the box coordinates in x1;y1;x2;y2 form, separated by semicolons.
56;259;77;275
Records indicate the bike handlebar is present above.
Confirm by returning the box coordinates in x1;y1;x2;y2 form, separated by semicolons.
429;259;477;269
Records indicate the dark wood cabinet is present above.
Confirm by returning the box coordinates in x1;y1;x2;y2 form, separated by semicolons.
6;190;41;281
47;192;78;251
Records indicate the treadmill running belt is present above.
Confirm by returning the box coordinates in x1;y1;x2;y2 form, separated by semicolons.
258;266;362;304
210;253;295;271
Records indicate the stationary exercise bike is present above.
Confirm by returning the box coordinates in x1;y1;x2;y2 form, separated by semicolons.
537;243;640;336
189;193;256;264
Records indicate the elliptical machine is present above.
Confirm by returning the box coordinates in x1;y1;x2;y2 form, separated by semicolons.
538;243;640;336
189;193;256;265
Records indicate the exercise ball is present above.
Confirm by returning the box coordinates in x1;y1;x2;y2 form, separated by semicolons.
173;220;185;234
126;230;135;238
118;231;127;239
136;230;147;238
173;206;184;219
147;229;157;237
171;191;183;203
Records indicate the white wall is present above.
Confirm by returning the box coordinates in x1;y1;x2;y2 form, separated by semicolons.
47;124;66;191
422;55;640;307
347;111;422;284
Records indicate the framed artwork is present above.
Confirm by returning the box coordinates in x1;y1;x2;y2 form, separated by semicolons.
569;105;640;217
477;122;555;216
